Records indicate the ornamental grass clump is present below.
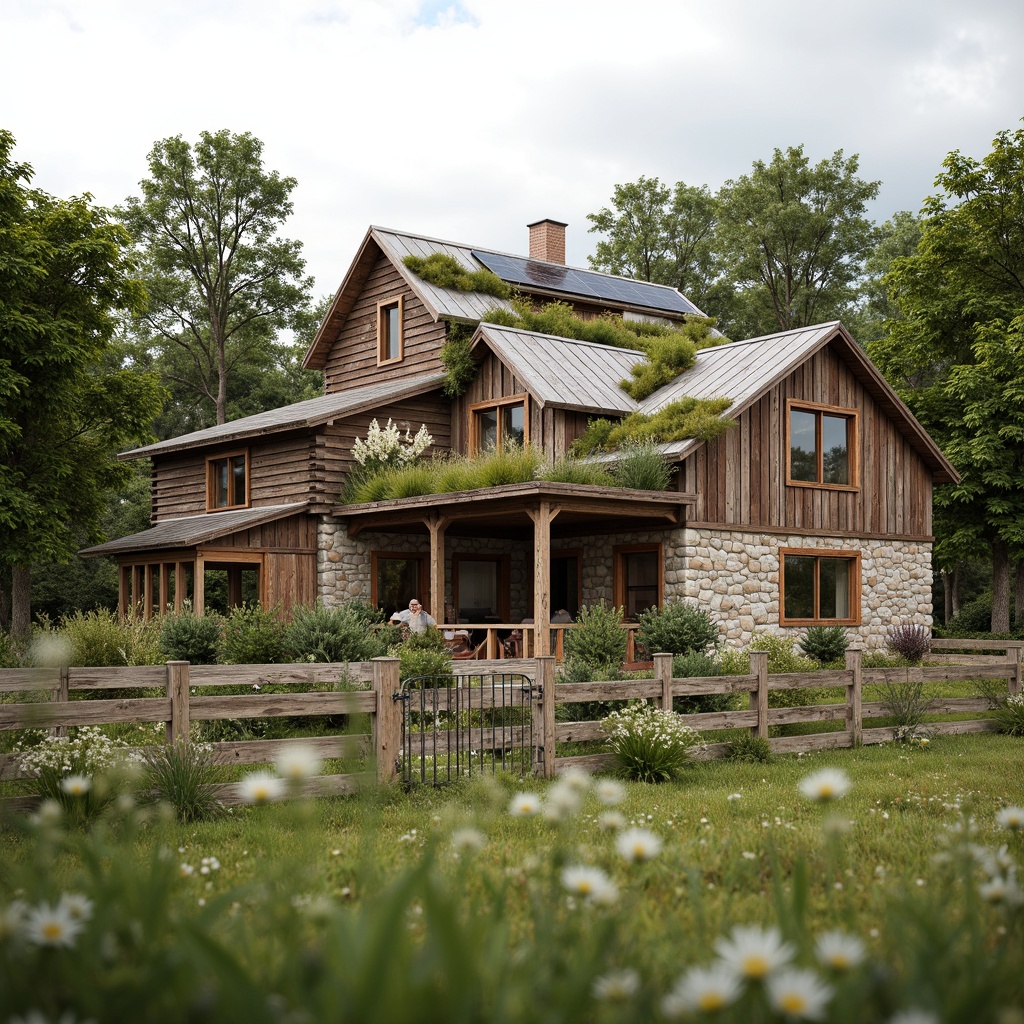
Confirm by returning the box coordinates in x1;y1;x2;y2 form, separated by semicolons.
990;692;1024;737
602;701;704;782
142;740;223;823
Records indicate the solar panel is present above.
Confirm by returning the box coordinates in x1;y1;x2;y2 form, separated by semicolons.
471;250;699;316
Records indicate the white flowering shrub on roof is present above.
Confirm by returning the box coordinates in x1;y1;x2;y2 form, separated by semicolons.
602;701;704;783
351;418;432;474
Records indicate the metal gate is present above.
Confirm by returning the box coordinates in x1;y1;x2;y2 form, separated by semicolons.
397;672;537;786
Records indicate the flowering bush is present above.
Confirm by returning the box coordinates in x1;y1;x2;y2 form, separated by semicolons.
602;701;704;782
15;726;141;816
351;418;432;473
992;691;1024;737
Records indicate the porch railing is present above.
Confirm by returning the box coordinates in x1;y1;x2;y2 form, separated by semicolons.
435;622;646;662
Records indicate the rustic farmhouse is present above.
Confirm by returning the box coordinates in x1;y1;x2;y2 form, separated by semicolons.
83;219;958;652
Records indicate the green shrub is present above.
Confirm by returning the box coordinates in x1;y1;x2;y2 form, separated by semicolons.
159;608;223;664
613;442;672;491
537;457;615;487
475;443;542;487
50;609;162;667
283;602;387;663
561;602;628;682
728;733;773;763
602;701;704;782
403;253;511;298
396;627;453;682
800;625;849;665
886;623;931;664
219;603;287;665
638;600;718;657
440;329;479;398
671;651;737;714
749;633;816;674
143;740;223;822
0;629;21;668
990;692;1024;736
947;595;992;634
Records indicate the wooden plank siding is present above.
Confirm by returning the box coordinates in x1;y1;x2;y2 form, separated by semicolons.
684;346;934;538
321;254;447;393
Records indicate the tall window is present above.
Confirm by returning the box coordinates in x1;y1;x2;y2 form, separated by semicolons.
372;552;427;620
206;452;248;510
377;296;404;364
453;555;510;621
787;401;857;487
781;549;860;624
470;395;527;453
614;544;662;620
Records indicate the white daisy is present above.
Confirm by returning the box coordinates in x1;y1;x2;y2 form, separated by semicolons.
545;781;583;818
662;962;742;1016
59;774;91;797
561;865;617;905
509;792;542;817
814;930;865;971
591;968;640;1001
24;901;85;948
615;827;663;863
888;1010;940;1024
766;967;833;1020
595;778;626;806
598;810;627;831
996;806;1024;831
0;900;28;941
450;827;486;854
798;768;851;802
274;743;323;780
558;767;592;793
57;893;93;923
714;924;794;980
238;770;286;805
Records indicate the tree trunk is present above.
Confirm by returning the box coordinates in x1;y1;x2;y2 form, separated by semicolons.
1015;558;1024;632
0;569;10;631
950;563;961;621
991;539;1011;634
10;565;31;639
942;568;953;626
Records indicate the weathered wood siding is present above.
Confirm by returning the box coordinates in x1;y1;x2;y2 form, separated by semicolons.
321;254;446;393
682;345;933;538
209;514;318;551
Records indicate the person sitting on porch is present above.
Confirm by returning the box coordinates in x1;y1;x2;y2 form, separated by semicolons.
389;598;436;633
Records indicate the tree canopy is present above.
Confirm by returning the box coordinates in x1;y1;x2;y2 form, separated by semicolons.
120;130;315;427
0;130;165;635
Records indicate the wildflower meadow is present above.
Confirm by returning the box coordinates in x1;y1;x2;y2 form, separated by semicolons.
1;732;1023;1024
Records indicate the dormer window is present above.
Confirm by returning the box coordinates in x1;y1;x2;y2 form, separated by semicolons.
470;395;527;453
377;296;404;364
207;451;249;511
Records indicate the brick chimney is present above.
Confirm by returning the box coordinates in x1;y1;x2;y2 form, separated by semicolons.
528;219;567;264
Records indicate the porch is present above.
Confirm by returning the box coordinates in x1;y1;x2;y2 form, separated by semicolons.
334;480;696;656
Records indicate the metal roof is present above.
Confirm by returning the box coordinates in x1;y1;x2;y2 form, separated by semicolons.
473;324;642;415
80;503;310;557
121;372;446;460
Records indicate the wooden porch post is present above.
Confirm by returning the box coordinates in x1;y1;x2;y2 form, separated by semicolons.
424;514;450;623
143;564;154;621
118;564;129;620
226;565;243;609
158;563;169;617
174;561;185;612
528;502;559;657
193;553;205;616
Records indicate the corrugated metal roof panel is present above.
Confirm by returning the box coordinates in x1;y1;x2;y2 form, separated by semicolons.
80;503;310;557
123;372;446;460
475;325;642;414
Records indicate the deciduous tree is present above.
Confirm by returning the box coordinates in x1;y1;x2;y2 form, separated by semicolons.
121;131;313;426
0;131;164;636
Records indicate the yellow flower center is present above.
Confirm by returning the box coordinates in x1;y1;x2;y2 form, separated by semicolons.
819;785;834;797
578;882;592;894
780;993;808;1013
42;922;64;940
698;992;726;1011
828;954;850;969
742;955;769;977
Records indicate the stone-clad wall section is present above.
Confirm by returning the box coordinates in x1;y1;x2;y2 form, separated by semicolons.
317;517;932;650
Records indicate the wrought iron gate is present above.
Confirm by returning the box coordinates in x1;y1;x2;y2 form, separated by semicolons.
397;672;538;786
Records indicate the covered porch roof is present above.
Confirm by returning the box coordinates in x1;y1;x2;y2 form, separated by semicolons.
333;481;695;657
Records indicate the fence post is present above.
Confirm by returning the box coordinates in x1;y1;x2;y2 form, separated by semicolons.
166;661;190;744
373;657;402;784
51;667;70;739
654;653;674;711
533;656;556;778
1008;646;1022;697
845;649;863;746
749;650;769;740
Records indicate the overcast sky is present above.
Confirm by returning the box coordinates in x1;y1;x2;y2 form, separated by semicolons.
3;0;1023;299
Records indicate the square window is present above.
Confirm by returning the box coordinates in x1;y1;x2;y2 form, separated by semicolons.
470;396;528;453
781;549;859;625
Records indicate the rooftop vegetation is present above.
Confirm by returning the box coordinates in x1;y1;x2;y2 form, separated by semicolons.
402;252;512;298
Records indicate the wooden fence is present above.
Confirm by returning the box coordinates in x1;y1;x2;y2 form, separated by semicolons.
1;641;1019;807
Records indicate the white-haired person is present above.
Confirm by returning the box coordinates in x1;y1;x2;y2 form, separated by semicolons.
389;598;436;633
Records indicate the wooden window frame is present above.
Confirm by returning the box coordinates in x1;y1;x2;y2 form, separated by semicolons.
371;551;429;614
452;554;511;622
779;546;862;626
785;399;859;491
613;542;664;620
377;295;405;365
205;450;250;512
468;393;529;455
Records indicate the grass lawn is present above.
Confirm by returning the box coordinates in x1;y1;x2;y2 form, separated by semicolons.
2;732;1022;1023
